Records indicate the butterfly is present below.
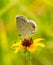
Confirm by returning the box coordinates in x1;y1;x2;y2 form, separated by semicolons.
16;15;37;36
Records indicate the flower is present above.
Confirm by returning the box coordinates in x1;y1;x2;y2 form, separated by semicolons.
11;38;45;53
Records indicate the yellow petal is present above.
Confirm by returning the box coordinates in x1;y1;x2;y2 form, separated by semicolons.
35;43;45;48
34;38;44;43
15;46;23;54
33;38;45;47
11;41;21;48
27;45;36;52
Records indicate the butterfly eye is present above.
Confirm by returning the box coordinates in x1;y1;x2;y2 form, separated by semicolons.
19;34;21;36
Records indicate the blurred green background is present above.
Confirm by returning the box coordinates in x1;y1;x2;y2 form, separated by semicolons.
0;0;53;65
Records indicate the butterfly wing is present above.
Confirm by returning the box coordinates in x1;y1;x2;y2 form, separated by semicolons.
28;20;37;34
16;15;37;36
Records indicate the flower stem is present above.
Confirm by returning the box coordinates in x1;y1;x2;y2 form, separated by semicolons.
23;48;33;65
28;52;33;65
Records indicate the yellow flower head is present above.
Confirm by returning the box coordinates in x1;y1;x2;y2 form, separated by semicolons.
11;38;45;54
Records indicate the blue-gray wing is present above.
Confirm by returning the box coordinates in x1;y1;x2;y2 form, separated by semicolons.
16;15;37;36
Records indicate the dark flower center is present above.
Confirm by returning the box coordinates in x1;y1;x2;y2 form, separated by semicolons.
22;38;33;47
